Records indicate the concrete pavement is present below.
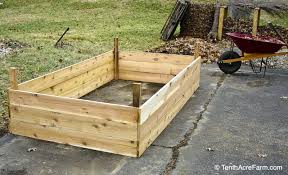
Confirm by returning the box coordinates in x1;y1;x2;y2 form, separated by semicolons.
0;64;287;175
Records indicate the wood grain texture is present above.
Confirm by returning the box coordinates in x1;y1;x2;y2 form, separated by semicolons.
119;70;174;84
10;104;137;141
9;90;138;124
119;60;186;75
138;57;201;156
10;120;137;157
217;6;227;41
40;61;114;98
114;38;119;80
140;57;201;124
132;83;142;107
9;89;139;157
252;8;261;37
18;51;113;92
9;67;18;90
120;52;194;65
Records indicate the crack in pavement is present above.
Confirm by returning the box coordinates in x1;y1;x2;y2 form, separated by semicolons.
161;74;226;175
151;144;173;149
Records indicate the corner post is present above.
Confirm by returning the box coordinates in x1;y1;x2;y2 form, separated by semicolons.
252;7;261;37
113;37;119;80
132;83;142;107
217;6;227;41
9;67;18;90
194;42;200;59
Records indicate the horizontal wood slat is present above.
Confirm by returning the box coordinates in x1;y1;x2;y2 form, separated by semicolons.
119;60;186;75
18;51;113;92
9;89;138;124
120;52;194;65
10;120;137;157
140;57;201;124
10;104;137;141
40;61;114;98
138;57;201;156
119;70;174;84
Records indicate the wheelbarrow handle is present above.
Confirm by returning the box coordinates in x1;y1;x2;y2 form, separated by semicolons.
268;22;288;47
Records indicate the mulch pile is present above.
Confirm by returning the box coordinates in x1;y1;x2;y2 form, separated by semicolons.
180;3;215;39
153;3;288;68
223;17;288;41
148;37;230;63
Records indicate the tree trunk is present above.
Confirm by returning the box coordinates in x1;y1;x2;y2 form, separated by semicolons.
207;0;220;41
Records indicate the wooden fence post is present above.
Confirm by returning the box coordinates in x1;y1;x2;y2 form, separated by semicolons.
217;6;227;41
9;67;18;90
132;83;141;107
252;8;261;37
113;37;119;80
194;42;200;59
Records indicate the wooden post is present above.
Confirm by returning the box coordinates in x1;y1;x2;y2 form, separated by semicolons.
113;37;119;80
252;8;261;37
217;6;227;41
132;83;141;107
9;67;18;90
194;42;200;59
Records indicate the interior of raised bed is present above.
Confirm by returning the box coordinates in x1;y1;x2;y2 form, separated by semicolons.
16;51;195;105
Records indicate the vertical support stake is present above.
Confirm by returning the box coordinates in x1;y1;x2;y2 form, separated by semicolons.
194;42;200;59
113;37;119;80
252;8;261;37
9;67;18;90
132;83;141;107
217;6;227;41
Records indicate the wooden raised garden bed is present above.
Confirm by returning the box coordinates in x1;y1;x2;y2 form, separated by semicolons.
8;38;201;157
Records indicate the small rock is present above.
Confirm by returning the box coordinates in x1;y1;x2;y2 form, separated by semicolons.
206;147;214;152
27;147;37;152
258;153;267;158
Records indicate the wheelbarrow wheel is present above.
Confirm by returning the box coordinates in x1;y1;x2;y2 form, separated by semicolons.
217;51;241;74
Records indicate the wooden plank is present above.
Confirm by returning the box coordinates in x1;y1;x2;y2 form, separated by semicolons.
10;104;137;141
18;51;113;92
252;8;261;37
10;120;137;157
119;60;186;75
9;89;138;124
65;71;113;98
119;70;174;84
9;67;18;90
120;52;194;65
40;62;114;98
160;0;189;40
139;77;199;155
132;83;142;107
217;6;227;41
138;59;200;156
139;62;200;139
114;38;119;80
140;57;201;124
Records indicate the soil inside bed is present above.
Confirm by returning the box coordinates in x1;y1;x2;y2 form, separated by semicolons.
81;80;163;106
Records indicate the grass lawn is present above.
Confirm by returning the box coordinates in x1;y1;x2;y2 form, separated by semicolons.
0;0;177;130
0;0;287;131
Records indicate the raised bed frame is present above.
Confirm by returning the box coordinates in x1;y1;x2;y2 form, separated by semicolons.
8;39;201;157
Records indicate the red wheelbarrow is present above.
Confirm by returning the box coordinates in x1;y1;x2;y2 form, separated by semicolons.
217;26;288;74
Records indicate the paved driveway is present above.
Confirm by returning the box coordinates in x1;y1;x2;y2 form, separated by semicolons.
0;65;287;175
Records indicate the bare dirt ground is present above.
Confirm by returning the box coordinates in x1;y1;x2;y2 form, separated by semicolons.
0;40;27;57
81;80;163;106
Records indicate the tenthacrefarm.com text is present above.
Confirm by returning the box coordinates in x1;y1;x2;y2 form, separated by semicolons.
214;164;283;171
